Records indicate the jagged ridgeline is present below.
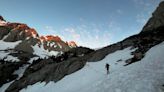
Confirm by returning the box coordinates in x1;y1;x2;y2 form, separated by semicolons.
0;1;164;92
0;17;77;61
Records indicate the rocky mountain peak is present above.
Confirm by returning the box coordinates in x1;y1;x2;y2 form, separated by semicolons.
141;1;164;32
40;35;61;42
2;23;39;42
13;24;29;30
25;28;38;38
66;41;77;47
45;35;61;42
0;16;7;26
0;16;77;57
0;15;5;21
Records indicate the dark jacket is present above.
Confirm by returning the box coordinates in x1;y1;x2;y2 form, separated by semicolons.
106;64;110;70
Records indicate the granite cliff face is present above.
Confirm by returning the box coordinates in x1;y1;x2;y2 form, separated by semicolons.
142;1;164;32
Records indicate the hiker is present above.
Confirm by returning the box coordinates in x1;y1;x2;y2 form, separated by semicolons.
105;63;110;74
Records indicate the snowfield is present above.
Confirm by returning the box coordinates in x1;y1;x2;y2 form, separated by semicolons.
20;42;164;92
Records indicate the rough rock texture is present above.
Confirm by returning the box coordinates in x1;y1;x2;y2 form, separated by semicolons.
6;47;93;92
4;24;38;42
88;26;164;63
66;47;94;57
0;26;10;40
66;41;77;47
15;41;34;53
142;1;164;32
88;42;124;62
0;61;24;87
40;35;71;52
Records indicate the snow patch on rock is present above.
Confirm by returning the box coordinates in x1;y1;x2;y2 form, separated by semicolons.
0;40;22;50
13;64;29;79
0;81;14;92
32;44;60;59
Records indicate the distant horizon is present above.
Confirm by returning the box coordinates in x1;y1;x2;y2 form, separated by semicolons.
0;0;161;48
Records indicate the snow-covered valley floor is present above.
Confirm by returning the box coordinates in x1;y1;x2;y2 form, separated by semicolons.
3;42;164;92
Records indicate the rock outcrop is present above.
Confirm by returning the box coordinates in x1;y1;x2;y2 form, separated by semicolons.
66;41;77;47
141;1;164;32
5;47;94;92
40;35;70;52
0;26;10;39
0;61;24;87
89;1;164;63
4;24;38;42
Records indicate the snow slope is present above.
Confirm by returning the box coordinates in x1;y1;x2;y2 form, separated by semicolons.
20;42;164;92
13;64;29;79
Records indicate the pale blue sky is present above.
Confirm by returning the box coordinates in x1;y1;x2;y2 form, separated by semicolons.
0;0;161;48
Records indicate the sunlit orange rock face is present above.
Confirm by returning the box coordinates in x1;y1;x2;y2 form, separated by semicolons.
39;35;77;51
25;28;38;37
11;24;39;38
0;16;77;50
40;36;46;42
40;35;62;42
66;41;77;47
